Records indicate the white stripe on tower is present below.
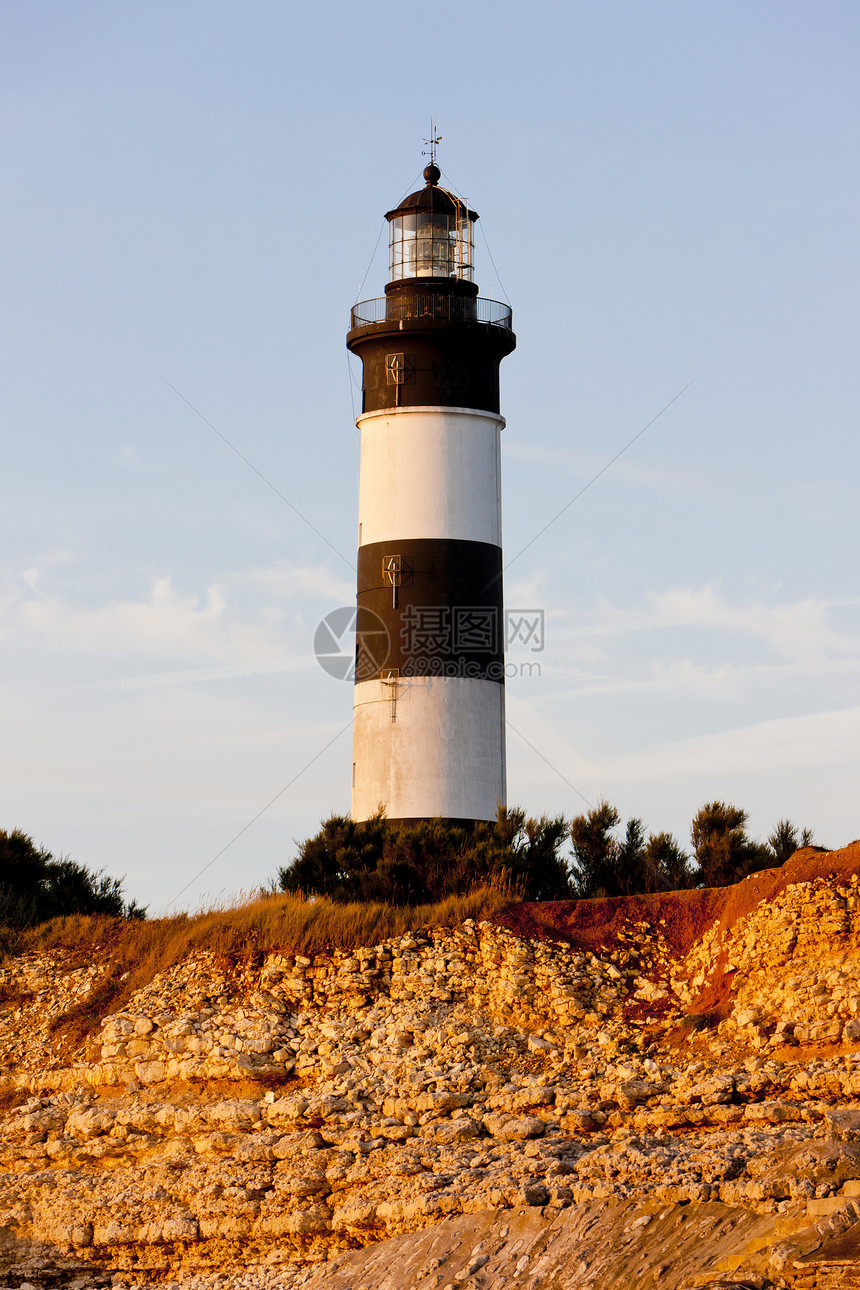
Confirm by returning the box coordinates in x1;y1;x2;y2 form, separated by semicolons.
356;407;503;547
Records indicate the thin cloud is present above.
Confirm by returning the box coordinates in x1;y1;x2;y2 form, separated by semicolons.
505;439;717;500
648;587;860;663
548;586;860;663
606;704;860;781
507;695;860;810
1;562;354;672
75;658;316;694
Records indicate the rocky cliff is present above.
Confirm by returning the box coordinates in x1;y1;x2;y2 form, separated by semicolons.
3;846;860;1289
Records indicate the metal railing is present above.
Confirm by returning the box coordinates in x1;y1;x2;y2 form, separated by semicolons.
350;295;513;332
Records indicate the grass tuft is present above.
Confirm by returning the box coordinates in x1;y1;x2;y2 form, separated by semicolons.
681;1011;720;1031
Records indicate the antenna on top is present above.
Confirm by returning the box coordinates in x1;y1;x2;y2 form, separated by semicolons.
422;116;442;166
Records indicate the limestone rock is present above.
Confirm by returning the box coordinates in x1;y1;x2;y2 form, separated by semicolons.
3;846;860;1287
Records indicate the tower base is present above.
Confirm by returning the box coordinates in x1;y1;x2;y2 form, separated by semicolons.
351;676;505;822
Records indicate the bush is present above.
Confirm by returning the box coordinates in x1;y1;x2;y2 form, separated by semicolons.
641;830;698;892
278;807;573;905
690;804;821;887
281;800;819;905
690;802;763;887
0;829;145;927
568;803;694;898
767;818;816;866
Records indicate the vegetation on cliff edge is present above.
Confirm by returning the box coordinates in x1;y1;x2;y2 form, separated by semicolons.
0;829;145;952
279;802;819;904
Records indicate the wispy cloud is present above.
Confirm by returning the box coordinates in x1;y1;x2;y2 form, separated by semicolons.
606;704;860;781
646;587;860;664
0;561;355;684
549;586;860;663
507;692;860;813
505;439;725;502
75;658;315;694
504;441;837;515
542;655;860;704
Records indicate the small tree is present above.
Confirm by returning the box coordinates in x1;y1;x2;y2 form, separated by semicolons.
690;802;770;887
617;817;649;894
642;831;697;893
495;809;572;901
569;801;622;898
570;804;693;897
767;819;816;866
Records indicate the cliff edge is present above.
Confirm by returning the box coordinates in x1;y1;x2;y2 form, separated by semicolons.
3;845;860;1289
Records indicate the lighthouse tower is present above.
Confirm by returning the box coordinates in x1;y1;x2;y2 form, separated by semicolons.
347;160;516;823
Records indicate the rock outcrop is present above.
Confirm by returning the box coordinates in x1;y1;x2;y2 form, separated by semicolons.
3;845;860;1288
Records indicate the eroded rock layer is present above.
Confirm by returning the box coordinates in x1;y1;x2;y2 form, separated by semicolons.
3;846;860;1288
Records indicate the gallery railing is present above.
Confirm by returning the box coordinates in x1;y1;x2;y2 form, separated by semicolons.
350;295;513;332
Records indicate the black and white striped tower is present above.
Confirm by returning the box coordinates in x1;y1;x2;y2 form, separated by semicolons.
347;160;515;823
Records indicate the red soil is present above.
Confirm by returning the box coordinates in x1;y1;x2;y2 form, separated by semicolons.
498;843;860;958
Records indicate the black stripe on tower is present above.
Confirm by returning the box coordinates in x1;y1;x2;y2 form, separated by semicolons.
347;281;515;416
349;328;512;415
356;538;503;683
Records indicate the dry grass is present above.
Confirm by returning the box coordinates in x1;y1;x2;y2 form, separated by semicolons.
21;883;510;961
4;885;511;1048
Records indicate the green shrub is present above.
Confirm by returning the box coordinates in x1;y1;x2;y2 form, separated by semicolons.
0;829;145;927
568;803;694;898
278;807;573;904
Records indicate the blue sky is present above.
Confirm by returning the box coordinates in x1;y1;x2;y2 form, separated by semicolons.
3;0;859;911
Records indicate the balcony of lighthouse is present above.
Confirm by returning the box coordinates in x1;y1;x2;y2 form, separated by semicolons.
348;291;513;338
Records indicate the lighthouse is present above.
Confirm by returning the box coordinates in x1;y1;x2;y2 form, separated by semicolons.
347;159;515;823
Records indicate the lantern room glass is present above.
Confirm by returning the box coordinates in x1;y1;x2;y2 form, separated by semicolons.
389;212;474;283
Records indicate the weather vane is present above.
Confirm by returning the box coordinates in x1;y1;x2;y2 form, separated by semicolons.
422;117;442;166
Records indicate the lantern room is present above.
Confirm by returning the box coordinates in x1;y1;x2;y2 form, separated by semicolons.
386;163;477;284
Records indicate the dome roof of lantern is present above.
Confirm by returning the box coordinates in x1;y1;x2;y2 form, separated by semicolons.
385;165;478;223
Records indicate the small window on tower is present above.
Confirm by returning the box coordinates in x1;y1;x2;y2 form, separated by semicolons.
386;353;416;385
